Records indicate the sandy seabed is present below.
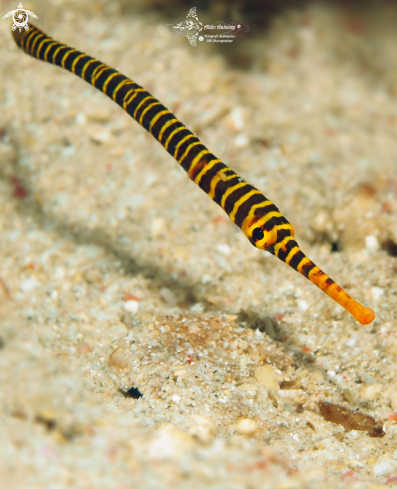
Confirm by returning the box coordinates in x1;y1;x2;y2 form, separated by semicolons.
1;1;397;487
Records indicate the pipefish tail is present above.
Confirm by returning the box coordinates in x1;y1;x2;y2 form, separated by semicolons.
12;25;375;326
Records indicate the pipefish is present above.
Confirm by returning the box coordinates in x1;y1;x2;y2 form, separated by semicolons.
11;25;375;325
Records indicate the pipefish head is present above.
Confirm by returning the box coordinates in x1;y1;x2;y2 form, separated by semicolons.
241;207;295;252
245;223;277;250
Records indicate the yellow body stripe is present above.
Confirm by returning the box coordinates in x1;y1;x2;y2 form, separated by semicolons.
309;266;322;278
36;38;50;58
274;223;294;233
123;88;145;110
285;246;300;265
297;257;311;274
208;168;229;199
158;118;178;142
194;158;221;185
243;200;274;223
22;29;36;51
178;141;202;165
102;72;120;93
61;49;76;68
229;189;262;222
149;110;170;133
139;101;161;125
164;126;185;151
122;88;136;109
44;41;57;62
30;32;44;53
273;235;295;255
187;150;211;174
81;59;95;80
71;53;85;73
52;45;65;64
133;95;154;119
220;182;248;209
112;79;133;101
91;64;106;79
92;65;109;85
173;134;195;159
258;210;283;227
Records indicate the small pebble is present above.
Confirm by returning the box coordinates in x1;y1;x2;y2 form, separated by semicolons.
360;384;383;401
173;369;188;379
123;300;139;313
235;418;257;436
373;460;394;476
234;134;249;148
188;415;214;442
20;277;39;292
151;217;166;239
297;300;309;311
159;287;177;306
239;355;248;368
75;112;86;124
89;125;111;144
371;287;384;301
216;244;230;255
365;235;380;251
148;424;193;461
49;290;58;299
190;303;204;313
228;106;245;131
254;365;279;390
346;336;357;347
201;274;211;284
108;347;129;369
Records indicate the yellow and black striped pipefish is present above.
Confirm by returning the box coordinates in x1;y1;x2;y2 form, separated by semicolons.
12;25;375;325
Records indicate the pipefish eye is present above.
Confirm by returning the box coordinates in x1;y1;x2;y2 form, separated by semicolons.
251;227;264;242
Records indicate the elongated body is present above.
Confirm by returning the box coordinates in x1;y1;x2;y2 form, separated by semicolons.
12;25;375;325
